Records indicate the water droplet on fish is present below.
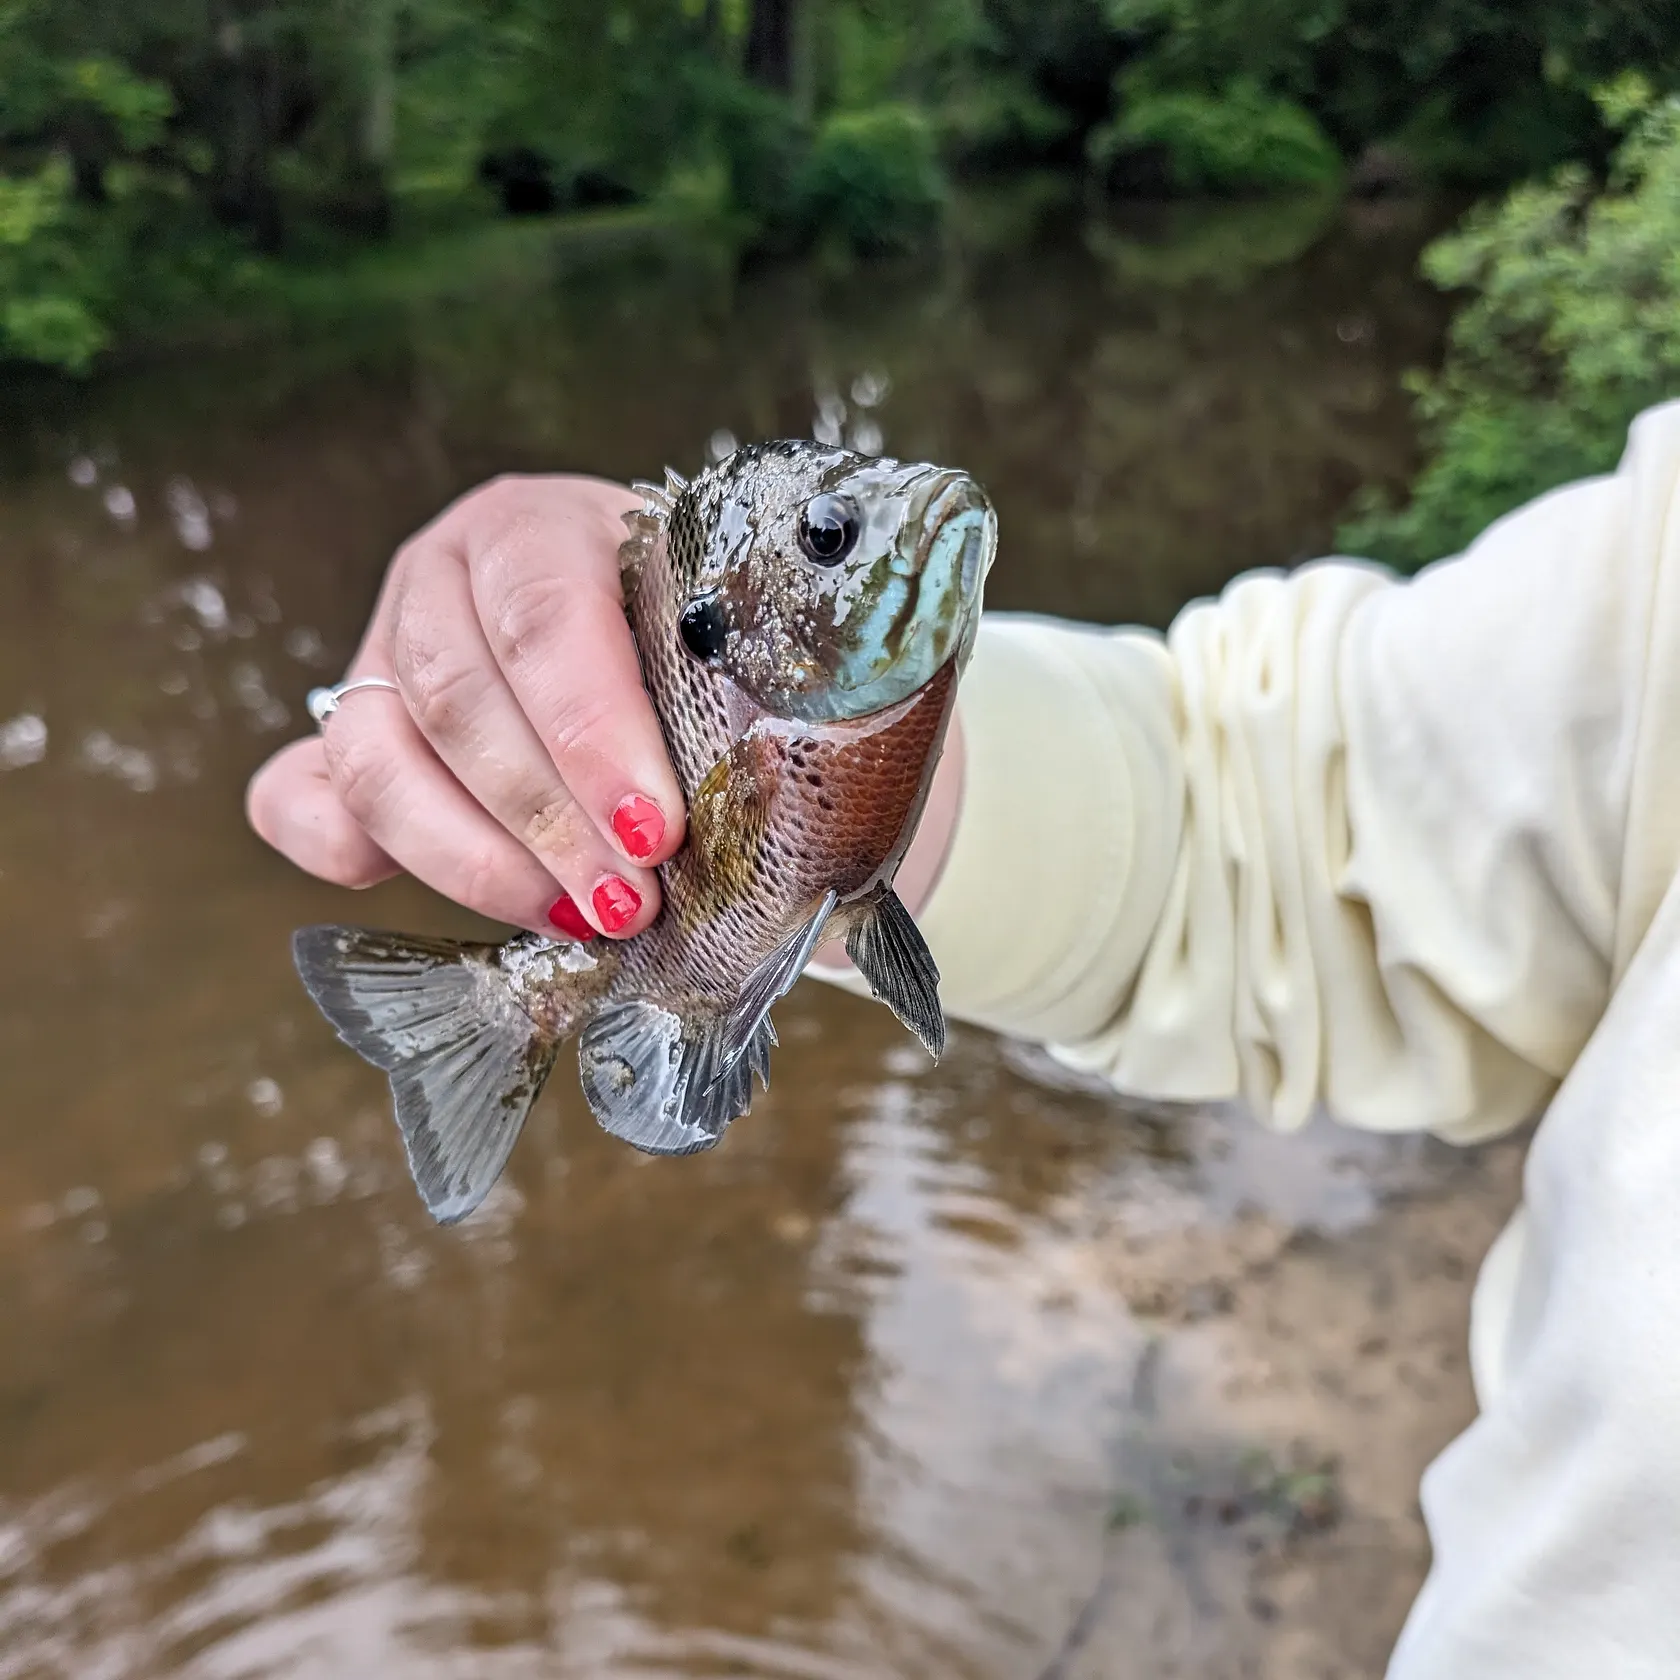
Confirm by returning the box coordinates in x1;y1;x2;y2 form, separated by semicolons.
850;370;890;408
850;417;883;457
812;390;846;446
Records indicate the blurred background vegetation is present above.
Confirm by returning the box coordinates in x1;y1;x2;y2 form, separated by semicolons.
5;0;1680;564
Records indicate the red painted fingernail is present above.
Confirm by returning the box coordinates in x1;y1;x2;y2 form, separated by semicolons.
611;795;665;861
546;893;596;941
592;875;641;933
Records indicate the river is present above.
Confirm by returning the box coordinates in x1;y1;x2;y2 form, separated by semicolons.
0;188;1521;1679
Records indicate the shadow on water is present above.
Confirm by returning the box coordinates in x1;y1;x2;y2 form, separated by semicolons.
0;189;1521;1677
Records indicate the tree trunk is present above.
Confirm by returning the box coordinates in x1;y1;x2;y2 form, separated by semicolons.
69;147;108;204
362;0;397;171
745;0;796;93
210;42;285;252
792;0;819;121
348;0;398;238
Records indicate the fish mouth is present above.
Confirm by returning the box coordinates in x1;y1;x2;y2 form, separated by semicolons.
835;471;994;723
909;470;996;602
904;469;995;666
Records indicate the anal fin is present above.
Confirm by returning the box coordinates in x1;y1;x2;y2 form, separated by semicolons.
577;892;837;1156
844;886;946;1059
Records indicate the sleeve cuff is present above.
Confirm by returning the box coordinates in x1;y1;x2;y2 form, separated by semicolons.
809;613;1183;1046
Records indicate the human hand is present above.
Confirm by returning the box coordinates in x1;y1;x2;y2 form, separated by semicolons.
247;474;683;939
248;472;968;941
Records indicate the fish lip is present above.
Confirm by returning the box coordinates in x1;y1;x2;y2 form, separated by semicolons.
909;470;995;596
819;649;963;727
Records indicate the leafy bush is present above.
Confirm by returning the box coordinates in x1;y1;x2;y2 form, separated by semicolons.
1098;0;1680;190
795;103;947;255
1341;83;1680;567
0;159;110;370
707;72;810;238
935;70;1074;169
1090;77;1343;193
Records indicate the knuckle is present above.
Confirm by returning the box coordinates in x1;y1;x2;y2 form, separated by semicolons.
322;727;395;822
548;687;616;765
395;633;481;741
486;565;575;659
476;472;529;508
452;843;513;916
524;792;592;856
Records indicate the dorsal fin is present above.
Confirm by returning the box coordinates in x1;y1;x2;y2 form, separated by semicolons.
663;465;689;496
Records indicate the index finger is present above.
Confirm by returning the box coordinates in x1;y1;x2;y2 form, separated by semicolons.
449;475;687;868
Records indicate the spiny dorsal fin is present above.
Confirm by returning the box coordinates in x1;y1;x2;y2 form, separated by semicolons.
663;465;689;496
576;893;836;1154
619;493;669;589
844;886;946;1060
292;926;562;1224
629;480;672;516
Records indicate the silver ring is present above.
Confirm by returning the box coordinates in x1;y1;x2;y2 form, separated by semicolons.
306;677;403;725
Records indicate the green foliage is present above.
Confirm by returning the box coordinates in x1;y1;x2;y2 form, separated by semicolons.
825;0;1082;168
796;103;947;255
1097;0;1680;189
694;67;811;237
934;68;1074;168
1341;88;1680;566
6;0;1680;371
0;159;108;370
1091;76;1342;191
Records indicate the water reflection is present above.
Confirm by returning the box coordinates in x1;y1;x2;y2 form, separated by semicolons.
0;195;1510;1677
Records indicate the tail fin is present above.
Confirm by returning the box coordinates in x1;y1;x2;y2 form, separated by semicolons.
292;926;560;1225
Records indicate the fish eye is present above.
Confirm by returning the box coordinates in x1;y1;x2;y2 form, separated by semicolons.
797;494;859;567
679;592;729;662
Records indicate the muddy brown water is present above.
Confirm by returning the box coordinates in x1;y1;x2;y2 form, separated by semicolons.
0;193;1523;1678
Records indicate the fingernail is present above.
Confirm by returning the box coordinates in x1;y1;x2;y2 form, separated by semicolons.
592;874;641;933
611;794;665;860
546;893;596;941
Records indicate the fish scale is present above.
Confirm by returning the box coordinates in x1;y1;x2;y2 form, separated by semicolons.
292;441;996;1224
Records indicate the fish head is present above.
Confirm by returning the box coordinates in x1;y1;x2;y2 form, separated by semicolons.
669;441;996;723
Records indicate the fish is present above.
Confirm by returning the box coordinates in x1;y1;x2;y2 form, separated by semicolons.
292;440;997;1224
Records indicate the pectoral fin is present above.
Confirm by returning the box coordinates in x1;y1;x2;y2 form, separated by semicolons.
577;892;837;1155
844;886;946;1060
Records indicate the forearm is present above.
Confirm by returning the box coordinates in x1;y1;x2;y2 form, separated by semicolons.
815;405;1680;1142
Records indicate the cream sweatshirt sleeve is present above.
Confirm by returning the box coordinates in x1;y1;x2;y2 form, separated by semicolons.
848;406;1680;1144
813;400;1680;1678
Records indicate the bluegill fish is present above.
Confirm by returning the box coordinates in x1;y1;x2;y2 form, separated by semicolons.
293;441;997;1224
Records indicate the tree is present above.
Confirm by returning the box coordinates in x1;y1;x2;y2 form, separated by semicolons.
746;0;795;92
